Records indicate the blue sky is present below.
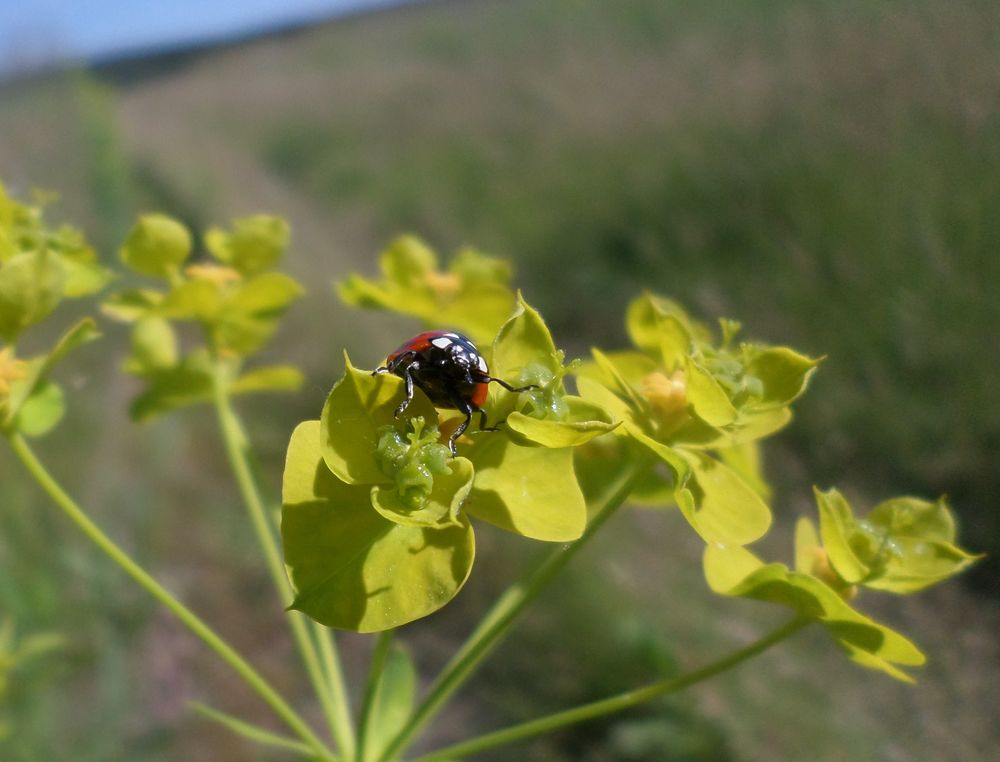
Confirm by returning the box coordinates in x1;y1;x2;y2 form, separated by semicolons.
0;0;410;72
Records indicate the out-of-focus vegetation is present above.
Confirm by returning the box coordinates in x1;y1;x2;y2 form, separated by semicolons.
0;0;997;759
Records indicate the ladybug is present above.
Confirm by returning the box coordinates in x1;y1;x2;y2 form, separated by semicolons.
373;330;536;456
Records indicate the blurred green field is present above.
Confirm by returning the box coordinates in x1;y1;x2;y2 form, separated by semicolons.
1;0;998;759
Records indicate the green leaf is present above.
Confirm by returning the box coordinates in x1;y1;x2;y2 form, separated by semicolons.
794;517;822;574
371;456;474;529
657;315;693;370
4;318;100;423
675;450;771;545
128;353;214;421
506;396;618;447
126;317;178;373
815;488;869;584
715;440;770;501
320;357;438;485
101;288;163;322
15;381;65;437
626;293;692;355
576;351;659;388
361;643;417;760
59;256;113;297
685;357;738;427
282;421;475;632
206;215;289;275
228;272;303;314
867;496;955;543
591;348;647;414
229;365;303;395
381;235;437;284
622;423;689;486
337;237;515;345
492;293;558;381
575;376;632;427
676;407;793;449
703;545;926;682
745;346;822;410
702;542;766;593
0;250;66;342
159;279;223;321
466;436;586;541
862;536;982;594
119;214;191;278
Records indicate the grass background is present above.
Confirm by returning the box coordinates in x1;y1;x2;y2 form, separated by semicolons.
0;0;998;759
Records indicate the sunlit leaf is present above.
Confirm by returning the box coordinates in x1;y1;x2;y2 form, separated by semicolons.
506;396;618;448
282;421;475;632
794;517;822;575
466;435;585;541
675;450;771;545
320;357;438;485
744;346;822;410
685;357;737;428
715;440;770;501
815;488;870;584
703;544;926;682
492;293;558;381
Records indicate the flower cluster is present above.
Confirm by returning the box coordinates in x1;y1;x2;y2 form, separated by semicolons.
285;238;979;684
102;214;303;420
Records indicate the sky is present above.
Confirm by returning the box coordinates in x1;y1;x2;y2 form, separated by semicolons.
0;0;412;74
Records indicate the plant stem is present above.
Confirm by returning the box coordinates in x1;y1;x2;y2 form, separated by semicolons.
410;617;810;762
377;458;653;762
190;701;318;757
5;432;336;761
211;367;356;758
316;620;356;753
356;630;394;762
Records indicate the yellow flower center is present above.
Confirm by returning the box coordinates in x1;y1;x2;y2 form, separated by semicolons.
184;263;242;285
0;347;28;397
806;547;856;599
425;271;461;300
641;370;687;420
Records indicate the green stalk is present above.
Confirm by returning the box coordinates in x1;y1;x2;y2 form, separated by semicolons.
211;367;356;758
356;630;394;762
410;617;810;762
377;458;653;762
5;432;336;761
316;620;355;752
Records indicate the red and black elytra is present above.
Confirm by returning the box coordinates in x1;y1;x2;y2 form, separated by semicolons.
373;330;537;456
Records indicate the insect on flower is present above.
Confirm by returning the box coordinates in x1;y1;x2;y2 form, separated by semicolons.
373;330;536;455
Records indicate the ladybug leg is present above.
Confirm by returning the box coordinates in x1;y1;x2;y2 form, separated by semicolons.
484;376;539;394
393;360;418;418
478;408;502;433
447;397;474;457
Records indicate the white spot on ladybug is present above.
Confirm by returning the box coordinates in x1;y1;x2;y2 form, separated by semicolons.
432;336;454;349
477;356;488;372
